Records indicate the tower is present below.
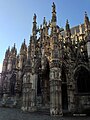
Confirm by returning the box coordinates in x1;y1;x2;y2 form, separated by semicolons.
2;47;10;72
49;2;63;116
15;40;27;101
22;14;38;112
19;39;27;69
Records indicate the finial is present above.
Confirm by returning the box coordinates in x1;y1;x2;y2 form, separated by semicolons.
65;19;71;37
66;19;69;24
48;20;51;27
32;13;37;35
33;13;36;22
66;19;70;30
51;2;57;23
43;17;47;26
84;11;89;31
8;46;10;50
24;39;25;44
52;2;56;13
85;11;87;17
84;11;89;21
14;43;15;48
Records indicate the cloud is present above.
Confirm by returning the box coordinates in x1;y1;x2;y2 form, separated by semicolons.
0;63;2;73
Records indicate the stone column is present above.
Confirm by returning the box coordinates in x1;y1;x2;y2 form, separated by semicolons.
21;73;32;111
30;73;38;111
14;70;21;107
50;68;63;116
68;84;75;112
2;75;10;106
43;79;50;106
67;70;75;113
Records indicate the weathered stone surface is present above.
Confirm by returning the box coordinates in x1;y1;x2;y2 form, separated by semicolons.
0;3;90;117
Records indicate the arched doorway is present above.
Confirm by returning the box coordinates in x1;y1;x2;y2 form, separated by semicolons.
41;61;50;106
74;66;90;93
61;64;68;110
36;58;50;106
10;74;16;96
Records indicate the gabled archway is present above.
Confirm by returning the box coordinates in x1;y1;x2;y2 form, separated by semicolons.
74;65;90;94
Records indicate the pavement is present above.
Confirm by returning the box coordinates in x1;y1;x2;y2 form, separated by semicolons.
0;107;90;120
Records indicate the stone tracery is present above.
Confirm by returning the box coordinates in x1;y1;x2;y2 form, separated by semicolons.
0;2;90;116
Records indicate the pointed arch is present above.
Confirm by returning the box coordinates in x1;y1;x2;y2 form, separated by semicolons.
74;65;90;93
10;73;16;95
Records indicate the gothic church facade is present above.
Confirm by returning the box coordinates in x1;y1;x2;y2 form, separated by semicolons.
0;3;90;116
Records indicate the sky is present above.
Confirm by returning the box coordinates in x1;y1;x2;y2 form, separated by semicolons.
0;0;90;72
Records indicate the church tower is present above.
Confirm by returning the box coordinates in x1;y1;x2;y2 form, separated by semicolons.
49;2;63;116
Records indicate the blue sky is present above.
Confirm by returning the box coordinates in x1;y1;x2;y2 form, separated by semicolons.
0;0;90;72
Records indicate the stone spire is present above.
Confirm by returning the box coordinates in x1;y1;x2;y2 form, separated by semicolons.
2;46;10;72
42;17;49;36
32;13;37;36
65;19;71;37
84;11;90;32
5;46;10;58
31;14;37;50
28;36;32;59
24;37;31;70
43;17;47;27
20;39;27;55
49;4;62;116
19;39;27;69
11;43;17;56
51;2;57;26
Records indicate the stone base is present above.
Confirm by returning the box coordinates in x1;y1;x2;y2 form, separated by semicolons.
50;108;63;116
1;96;17;108
21;106;37;112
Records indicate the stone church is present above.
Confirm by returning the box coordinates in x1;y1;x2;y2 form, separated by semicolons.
0;2;90;116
